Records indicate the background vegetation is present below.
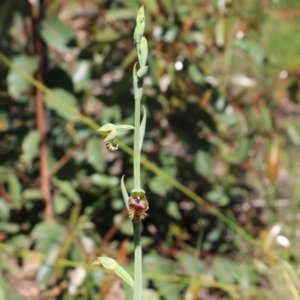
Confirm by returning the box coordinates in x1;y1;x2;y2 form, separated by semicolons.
1;0;300;299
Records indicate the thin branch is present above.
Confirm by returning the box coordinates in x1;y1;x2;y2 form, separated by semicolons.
31;0;53;221
50;137;89;176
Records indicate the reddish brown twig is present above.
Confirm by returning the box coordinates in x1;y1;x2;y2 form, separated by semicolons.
102;208;128;245
50;137;89;176
31;0;53;220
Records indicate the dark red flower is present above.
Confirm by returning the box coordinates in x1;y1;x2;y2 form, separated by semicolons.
128;190;149;222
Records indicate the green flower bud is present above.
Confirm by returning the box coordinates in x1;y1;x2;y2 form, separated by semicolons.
134;6;145;44
97;123;116;138
97;123;117;151
97;123;134;152
137;66;148;79
138;37;148;68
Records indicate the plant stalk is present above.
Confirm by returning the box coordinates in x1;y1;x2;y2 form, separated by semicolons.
133;88;142;189
133;79;143;298
132;6;148;297
31;0;53;221
133;220;142;299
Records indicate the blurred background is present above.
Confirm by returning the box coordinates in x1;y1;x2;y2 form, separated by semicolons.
1;0;300;299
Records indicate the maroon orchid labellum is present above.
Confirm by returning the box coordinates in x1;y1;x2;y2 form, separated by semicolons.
128;189;149;222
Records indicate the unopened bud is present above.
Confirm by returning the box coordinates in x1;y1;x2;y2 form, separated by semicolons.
97;123;116;139
97;123;134;152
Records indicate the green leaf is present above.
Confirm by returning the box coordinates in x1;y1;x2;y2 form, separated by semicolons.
141;0;159;14
260;105;273;131
142;289;160;300
176;253;204;277
212;258;234;284
106;8;137;21
148;155;176;196
0;197;10;220
72;60;92;92
7;173;22;209
32;221;66;252
40;16;74;52
86;137;105;172
286;122;300;146
90;174;119;187
101;104;122;124
53;194;70;215
23;188;42;201
234;138;254;163
188;65;204;84
144;255;184;300
0;222;19;234
21;130;41;166
207;228;222;242
44;88;78;121
206;187;230;206
119;219;132;236
7;55;39;98
52;177;80;204
195;150;213;177
166;202;180;220
234;39;264;64
96;27;122;43
37;244;60;289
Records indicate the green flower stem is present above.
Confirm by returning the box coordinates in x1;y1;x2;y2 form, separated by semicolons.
132;6;147;299
133;220;142;299
133;55;143;300
133;87;142;189
133;84;143;299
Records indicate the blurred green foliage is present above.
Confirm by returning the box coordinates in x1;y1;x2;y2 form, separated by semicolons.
1;0;300;299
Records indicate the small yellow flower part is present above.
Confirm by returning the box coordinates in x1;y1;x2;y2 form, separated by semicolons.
128;189;149;222
106;143;118;151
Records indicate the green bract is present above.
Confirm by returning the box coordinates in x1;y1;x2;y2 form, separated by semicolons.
116;124;135;132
